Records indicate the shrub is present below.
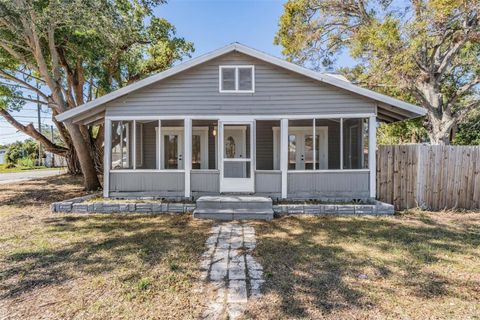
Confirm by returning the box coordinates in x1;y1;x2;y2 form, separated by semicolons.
16;157;35;168
5;139;38;164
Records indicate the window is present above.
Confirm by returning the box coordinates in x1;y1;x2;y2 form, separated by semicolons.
219;66;254;92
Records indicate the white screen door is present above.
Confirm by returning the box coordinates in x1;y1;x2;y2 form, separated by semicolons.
219;121;254;193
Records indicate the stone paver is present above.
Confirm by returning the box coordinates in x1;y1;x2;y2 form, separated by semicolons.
200;222;264;320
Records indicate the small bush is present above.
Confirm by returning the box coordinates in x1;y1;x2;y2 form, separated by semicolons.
16;157;35;168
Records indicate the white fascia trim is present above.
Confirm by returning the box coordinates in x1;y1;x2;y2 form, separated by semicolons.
105;114;375;121
57;42;425;122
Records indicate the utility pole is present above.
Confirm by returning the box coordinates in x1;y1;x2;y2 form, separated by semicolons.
37;85;42;167
51;125;55;167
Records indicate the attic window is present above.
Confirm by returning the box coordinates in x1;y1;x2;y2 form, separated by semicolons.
219;66;254;93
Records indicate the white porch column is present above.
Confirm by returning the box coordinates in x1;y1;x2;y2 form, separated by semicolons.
132;120;136;169
280;118;288;199
103;119;112;198
369;116;377;198
184;117;192;198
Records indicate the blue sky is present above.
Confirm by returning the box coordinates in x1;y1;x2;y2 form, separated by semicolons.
158;0;285;59
1;0;355;145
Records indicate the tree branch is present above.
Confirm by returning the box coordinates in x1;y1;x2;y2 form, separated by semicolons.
0;69;49;100
447;76;480;106
436;12;478;77
0;108;68;156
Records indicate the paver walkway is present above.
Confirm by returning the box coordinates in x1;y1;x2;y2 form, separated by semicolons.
200;222;264;319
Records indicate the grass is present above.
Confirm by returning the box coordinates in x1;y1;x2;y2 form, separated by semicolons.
0;164;58;173
245;213;480;319
0;175;213;319
0;175;479;319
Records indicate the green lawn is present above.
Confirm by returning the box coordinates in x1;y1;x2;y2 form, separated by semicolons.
246;213;480;319
0;164;59;173
0;175;213;319
0;175;479;319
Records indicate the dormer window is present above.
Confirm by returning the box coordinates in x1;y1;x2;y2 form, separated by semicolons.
219;66;255;93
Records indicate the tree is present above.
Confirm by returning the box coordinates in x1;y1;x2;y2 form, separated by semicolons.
454;110;480;145
377;118;428;145
0;0;193;190
275;0;480;144
5;139;38;164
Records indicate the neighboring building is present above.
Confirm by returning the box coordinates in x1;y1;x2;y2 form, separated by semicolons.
0;148;6;165
57;43;425;200
44;151;67;168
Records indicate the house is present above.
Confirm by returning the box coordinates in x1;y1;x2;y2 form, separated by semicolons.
56;43;425;202
0;148;6;165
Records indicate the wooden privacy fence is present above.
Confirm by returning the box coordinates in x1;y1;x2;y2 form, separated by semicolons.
376;145;480;210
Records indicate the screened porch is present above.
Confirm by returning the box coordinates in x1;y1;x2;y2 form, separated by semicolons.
104;116;375;200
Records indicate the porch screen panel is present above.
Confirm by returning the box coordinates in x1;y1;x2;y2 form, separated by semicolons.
192;120;218;170
255;120;279;170
135;120;158;169
161;120;185;170
111;120;133;169
316;119;341;169
288;119;316;170
343;118;368;169
224;162;251;178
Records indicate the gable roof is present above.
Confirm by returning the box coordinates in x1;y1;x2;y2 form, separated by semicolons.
56;43;426;123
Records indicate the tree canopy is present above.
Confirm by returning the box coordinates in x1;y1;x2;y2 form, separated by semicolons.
276;0;480;144
0;0;193;189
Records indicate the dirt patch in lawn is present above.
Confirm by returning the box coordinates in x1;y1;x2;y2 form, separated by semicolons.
0;175;213;319
245;212;480;319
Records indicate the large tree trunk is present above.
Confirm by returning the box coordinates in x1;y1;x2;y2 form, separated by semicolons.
418;80;456;145
65;122;102;190
426;112;455;145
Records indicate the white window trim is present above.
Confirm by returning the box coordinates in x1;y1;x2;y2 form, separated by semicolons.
219;65;255;93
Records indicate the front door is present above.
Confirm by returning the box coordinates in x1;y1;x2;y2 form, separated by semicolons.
219;121;254;193
288;127;328;170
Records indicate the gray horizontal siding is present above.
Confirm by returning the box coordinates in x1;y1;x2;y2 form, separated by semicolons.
106;52;375;117
287;171;369;198
110;172;184;192
191;170;219;193
255;171;281;195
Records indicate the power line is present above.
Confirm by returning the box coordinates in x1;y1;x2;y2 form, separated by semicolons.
0;132;28;137
0;115;52;120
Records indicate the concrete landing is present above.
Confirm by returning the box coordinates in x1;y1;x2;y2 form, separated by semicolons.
194;196;273;220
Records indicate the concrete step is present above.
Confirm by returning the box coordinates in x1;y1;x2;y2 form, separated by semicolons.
194;196;274;220
193;209;274;221
196;201;273;210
